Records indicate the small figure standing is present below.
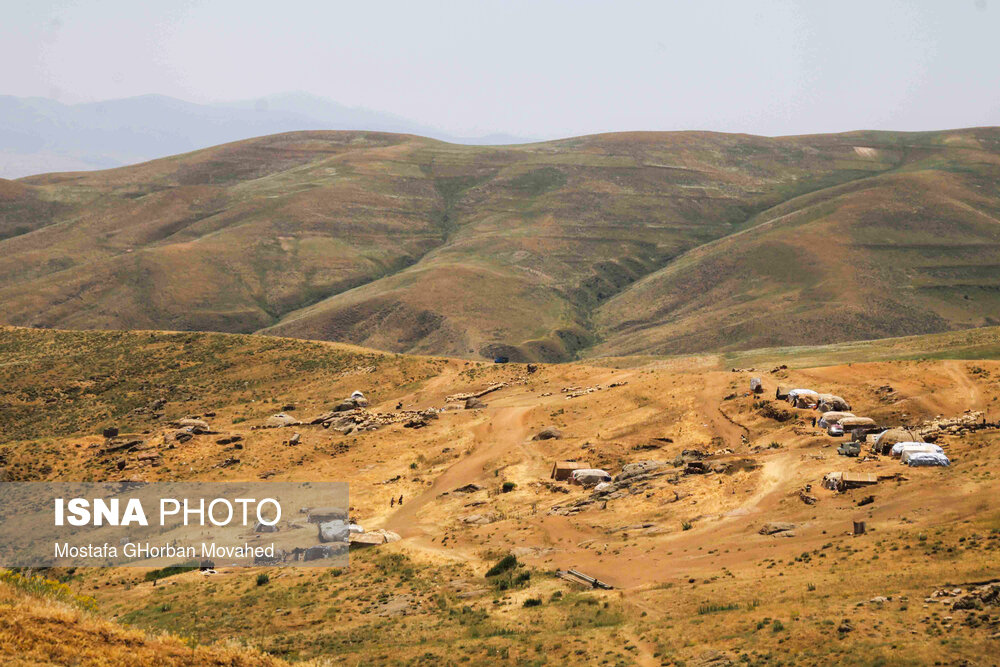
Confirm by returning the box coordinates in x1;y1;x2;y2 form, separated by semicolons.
398;495;404;506
390;497;395;508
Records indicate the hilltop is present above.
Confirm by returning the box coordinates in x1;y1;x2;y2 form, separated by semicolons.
1;326;999;664
2;128;1000;361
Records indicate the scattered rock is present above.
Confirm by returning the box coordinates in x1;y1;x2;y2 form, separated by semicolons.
266;412;301;427
533;427;562;440
759;522;796;535
175;418;210;433
673;449;707;466
465;397;485;409
617;460;667;481
693;649;736;666
461;513;498;525
953;583;1000;610
289;432;301;446
683;461;708;475
452;483;483;494
102;426;120;438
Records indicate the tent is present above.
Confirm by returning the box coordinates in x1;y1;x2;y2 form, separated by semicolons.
788;389;819;407
822;472;842;491
551;461;590;481
890;442;941;458
818;411;855;428
817;395;852;412
904;452;950;467
750;378;763;394
874;428;922;455
824;471;877;492
839;416;877;436
571;468;612;486
775;385;791;400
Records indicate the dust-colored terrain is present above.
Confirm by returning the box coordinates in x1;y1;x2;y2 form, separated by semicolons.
3;128;1000;361
1;325;999;665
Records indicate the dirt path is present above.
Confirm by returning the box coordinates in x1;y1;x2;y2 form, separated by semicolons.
384;404;534;539
943;361;984;413
697;373;750;444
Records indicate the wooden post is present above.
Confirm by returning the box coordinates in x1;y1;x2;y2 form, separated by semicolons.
853;520;866;536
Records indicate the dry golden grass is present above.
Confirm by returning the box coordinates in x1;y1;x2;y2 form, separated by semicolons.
4;128;1000;361
2;327;999;665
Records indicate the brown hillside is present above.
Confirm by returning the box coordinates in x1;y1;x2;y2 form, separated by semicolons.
2;128;1000;359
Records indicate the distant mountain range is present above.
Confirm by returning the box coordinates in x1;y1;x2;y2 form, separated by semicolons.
3;127;1000;361
0;93;532;178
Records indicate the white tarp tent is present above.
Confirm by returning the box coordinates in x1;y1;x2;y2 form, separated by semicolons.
890;442;940;458
819;411;855;428
571;468;612;486
787;389;819;406
904;452;950;467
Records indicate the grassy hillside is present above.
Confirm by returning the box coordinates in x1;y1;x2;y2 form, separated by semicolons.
3;326;1000;665
2;128;1000;360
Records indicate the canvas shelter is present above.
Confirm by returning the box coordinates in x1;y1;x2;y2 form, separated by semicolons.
873;428;922;455
787;389;819;407
551;461;590;481
840;471;878;491
823;471;877;492
818;411;855;428
904;452;950;467
891;442;941;458
839;416;877;436
571;468;612;486
817;395;852;412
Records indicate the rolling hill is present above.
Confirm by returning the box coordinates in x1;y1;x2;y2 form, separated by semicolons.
2;127;999;360
0;93;529;178
2;324;1000;665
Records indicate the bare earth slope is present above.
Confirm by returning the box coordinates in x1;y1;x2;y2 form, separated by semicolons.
2;128;1000;359
2;326;999;665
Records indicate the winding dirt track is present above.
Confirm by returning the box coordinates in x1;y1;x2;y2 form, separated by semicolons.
384;405;534;540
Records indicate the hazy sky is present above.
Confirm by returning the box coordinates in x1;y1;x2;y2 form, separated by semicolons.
2;0;999;139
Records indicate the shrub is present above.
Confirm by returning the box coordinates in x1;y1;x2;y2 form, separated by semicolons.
523;598;543;608
143;561;199;582
501;481;516;493
256;573;270;586
485;555;519;577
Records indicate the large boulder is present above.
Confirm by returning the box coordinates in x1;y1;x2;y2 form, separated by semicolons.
303;544;342;561
953;583;1000;610
173;429;194;443
533;427;563;440
616;460;667;482
318;520;350;543
266;412;300;427
759;522;796;535
673;449;707;466
176;418;210;433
